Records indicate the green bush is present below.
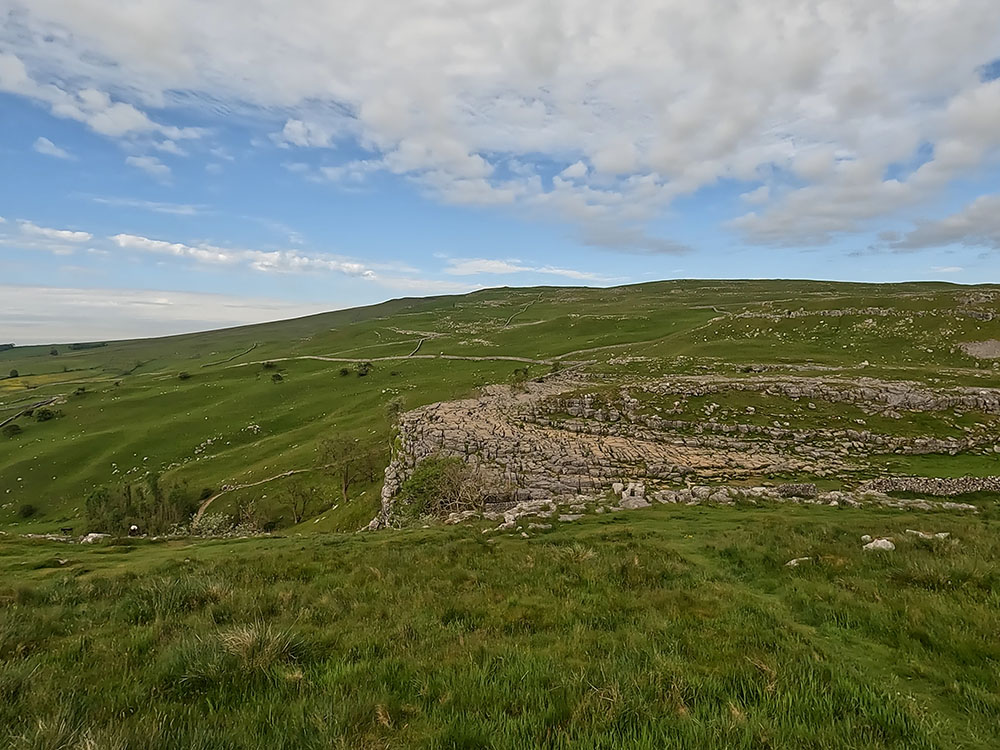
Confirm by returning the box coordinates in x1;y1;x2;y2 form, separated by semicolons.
34;407;60;422
2;424;22;439
86;476;199;535
178;371;191;380
17;503;37;519
393;456;511;520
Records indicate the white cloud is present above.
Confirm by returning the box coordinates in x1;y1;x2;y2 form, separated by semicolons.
273;118;337;148
886;194;1000;252
0;53;204;141
931;266;964;273
33;136;73;159
740;185;769;205
125;155;171;180
4;2;1000;251
110;232;377;277
90;197;207;215
559;161;588;180
19;220;92;242
444;257;611;282
152;139;187;156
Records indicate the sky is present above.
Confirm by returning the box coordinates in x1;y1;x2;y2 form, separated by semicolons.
2;1;1000;344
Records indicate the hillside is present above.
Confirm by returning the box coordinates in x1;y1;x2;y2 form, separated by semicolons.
2;279;1000;748
1;280;998;533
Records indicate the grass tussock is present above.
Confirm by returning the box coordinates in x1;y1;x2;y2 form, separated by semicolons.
0;502;998;748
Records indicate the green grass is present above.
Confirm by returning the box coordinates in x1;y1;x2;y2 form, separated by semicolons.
1;503;998;748
2;280;1000;747
3;280;998;533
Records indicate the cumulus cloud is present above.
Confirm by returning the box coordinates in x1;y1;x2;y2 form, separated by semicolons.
3;1;1000;251
19;220;92;242
33;136;73;159
125;155;171;180
273;118;338;148
0;52;204;141
886;194;1000;252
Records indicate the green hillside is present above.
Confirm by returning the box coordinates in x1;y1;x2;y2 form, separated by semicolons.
2;280;998;533
3;279;1000;748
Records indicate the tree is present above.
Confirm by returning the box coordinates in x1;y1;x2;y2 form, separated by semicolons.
85;475;197;534
284;480;316;524
49;348;59;356
356;361;372;377
319;436;378;503
8;369;18;379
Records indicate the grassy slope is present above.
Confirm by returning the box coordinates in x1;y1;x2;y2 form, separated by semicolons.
2;280;998;532
2;503;998;748
2;280;1000;748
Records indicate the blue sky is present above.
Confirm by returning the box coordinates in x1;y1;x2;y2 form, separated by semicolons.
2;1;999;343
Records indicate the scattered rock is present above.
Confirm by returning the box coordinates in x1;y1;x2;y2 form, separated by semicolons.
80;533;110;544
862;538;895;551
905;529;950;540
620;496;651;510
785;557;811;567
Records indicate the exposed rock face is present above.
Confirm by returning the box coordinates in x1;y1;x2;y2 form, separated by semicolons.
368;374;998;528
960;340;1000;359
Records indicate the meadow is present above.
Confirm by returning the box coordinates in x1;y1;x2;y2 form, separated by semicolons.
2;503;999;749
1;279;998;748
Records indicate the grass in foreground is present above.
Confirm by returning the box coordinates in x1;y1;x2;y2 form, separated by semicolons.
2;503;998;749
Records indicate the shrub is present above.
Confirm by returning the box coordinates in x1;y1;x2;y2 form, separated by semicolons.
356;361;372;377
73;387;86;396
8;369;18;379
198;487;215;501
385;396;405;421
17;503;37;519
262;361;277;370
86;476;198;535
339;367;350;377
395;456;512;520
271;372;283;383
178;371;191;380
2;424;22;439
35;407;59;422
49;348;58;356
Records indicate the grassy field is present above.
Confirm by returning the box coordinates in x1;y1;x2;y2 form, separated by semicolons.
2;503;998;748
2;280;998;533
1;279;999;748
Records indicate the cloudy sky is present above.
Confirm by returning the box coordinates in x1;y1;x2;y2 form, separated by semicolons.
2;1;999;343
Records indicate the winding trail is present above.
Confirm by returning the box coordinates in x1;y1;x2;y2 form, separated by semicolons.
194;467;316;521
230;353;591;370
